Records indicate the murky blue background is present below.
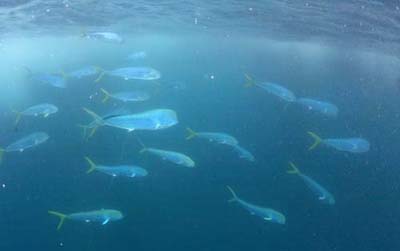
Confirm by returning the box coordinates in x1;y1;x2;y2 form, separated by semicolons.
0;1;400;251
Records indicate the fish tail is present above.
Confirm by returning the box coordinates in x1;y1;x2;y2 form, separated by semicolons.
79;27;87;38
94;71;106;83
244;73;254;87
82;107;103;123
89;126;99;138
287;161;300;175
185;127;197;140
307;131;322;150
100;88;110;103
82;108;102;138
12;109;22;126
133;135;147;153
226;186;238;202
85;157;97;174
59;70;68;79
0;148;4;166
20;65;33;77
48;211;67;230
77;124;90;140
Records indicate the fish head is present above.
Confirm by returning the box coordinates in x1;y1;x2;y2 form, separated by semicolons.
103;209;124;220
150;110;178;129
326;196;335;205
274;214;286;224
112;210;124;220
146;69;161;80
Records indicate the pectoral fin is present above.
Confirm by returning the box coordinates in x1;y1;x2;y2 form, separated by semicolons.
318;195;326;200
263;217;272;221
130;173;136;178
44;113;49;118
102;218;110;225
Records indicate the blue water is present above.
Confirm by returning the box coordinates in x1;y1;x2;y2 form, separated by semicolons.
1;1;400;251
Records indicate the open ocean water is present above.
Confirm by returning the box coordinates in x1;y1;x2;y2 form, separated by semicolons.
0;1;400;251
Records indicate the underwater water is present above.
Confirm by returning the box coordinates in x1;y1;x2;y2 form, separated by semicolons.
1;1;400;251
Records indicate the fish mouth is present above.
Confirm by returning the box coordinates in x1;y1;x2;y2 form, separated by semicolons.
146;70;161;80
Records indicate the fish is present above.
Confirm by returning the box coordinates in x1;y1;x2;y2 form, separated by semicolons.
83;107;178;134
231;145;255;162
68;66;100;79
85;157;148;178
127;51;147;60
226;186;286;224
95;67;161;82
48;209;123;230
31;72;67;88
307;131;370;153
287;162;335;205
100;88;150;103
244;74;296;102
185;128;239;145
78;108;133;140
82;32;123;43
13;103;58;125
0;132;49;164
296;98;338;117
140;147;195;168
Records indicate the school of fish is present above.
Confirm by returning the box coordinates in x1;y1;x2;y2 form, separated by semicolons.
0;32;371;231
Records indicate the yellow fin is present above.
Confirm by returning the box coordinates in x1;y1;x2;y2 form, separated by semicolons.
94;71;106;83
79;27;87;38
244;73;254;87
100;88;111;103
307;131;322;150
287;161;300;174
89;126;98;138
13;110;22;126
85;157;97;174
0;148;4;166
48;211;67;230
82;107;102;122
134;135;147;153
77;124;90;141
94;66;103;73
226;186;238;202
185;127;197;140
59;70;68;79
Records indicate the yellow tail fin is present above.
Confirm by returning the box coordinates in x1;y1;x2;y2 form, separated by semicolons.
88;126;98;138
79;27;87;38
94;71;106;83
287;161;300;175
307;131;323;150
82;108;103;138
185;127;197;140
13;111;22;126
100;88;111;103
77;124;98;140
133;135;147;153
77;124;89;140
0;148;4;165
82;107;103;123
226;186;239;202
244;73;255;87
85;157;97;174
59;70;68;79
48;211;67;230
11;108;22;126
